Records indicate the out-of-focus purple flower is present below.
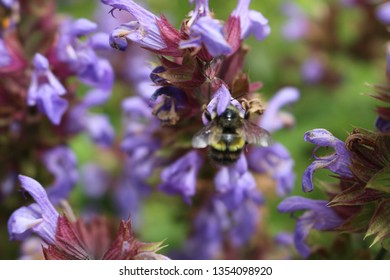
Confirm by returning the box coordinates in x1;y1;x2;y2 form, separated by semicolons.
114;163;151;229
1;0;16;9
158;151;203;204
0;172;16;200
185;199;229;259
278;196;343;258
8;175;59;244
56;18;114;91
80;164;109;199
301;57;324;84
249;143;295;196
376;2;390;26
68;106;115;147
275;232;294;246
27;53;68;125
215;155;262;209
0;38;11;67
281;2;308;41
302;129;352;192
180;16;232;57
101;0;167;51
375;116;390;133
231;0;270;41
259;87;300;133
19;236;45;260
43;147;78;205
229;199;260;246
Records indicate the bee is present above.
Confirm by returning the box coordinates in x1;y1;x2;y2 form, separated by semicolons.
192;104;272;165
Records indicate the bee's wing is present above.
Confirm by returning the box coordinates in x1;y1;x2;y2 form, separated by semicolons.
192;121;221;148
241;121;272;147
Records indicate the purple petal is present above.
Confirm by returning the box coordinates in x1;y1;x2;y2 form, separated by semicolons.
278;196;327;213
71;18;98;37
188;16;232;57
294;214;313;258
44;147;78;204
35;86;68;125
232;0;270;40
102;0;166;50
260;87;299;133
376;2;390;26
249;143;295;196
0;39;11;67
8;176;59;244
158;151;202;203
301;57;324;84
81;164;109;198
84;114;115;147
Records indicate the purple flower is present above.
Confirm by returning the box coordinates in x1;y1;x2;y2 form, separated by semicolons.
149;86;189;126
278;196;343;258
203;84;244;124
27;53;68;125
158;151;203;204
1;0;16;9
8;175;59;244
214;155;262;209
180;16;232;57
114;164;151;229
302;129;352;192
229;199;260;246
43;147;78;205
281;2;308;41
57;18;114;90
301;57;324;84
0;38;11;67
275;232;294;246
376;2;390;26
259;87;300;133
375;116;390;133
248;143;295;196
80;164;109;199
102;0;167;51
68;106;115;147
231;0;270;41
185;199;229;259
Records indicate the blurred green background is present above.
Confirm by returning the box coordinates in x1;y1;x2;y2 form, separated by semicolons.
57;0;385;256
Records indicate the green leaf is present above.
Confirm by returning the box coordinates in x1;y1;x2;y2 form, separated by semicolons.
366;167;390;194
365;198;390;248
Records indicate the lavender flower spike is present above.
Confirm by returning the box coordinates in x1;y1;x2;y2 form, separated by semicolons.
278;196;343;258
231;0;271;41
102;0;166;51
302;129;352;192
27;53;68;125
8;175;59;244
158;151;203;204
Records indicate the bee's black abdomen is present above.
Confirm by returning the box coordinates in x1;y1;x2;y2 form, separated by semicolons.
209;148;242;165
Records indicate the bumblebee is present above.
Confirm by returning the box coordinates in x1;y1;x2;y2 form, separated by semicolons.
192;104;272;165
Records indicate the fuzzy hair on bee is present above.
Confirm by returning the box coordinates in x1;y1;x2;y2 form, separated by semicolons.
192;104;272;165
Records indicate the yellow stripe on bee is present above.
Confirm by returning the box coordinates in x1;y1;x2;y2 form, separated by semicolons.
211;141;227;151
227;137;245;151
